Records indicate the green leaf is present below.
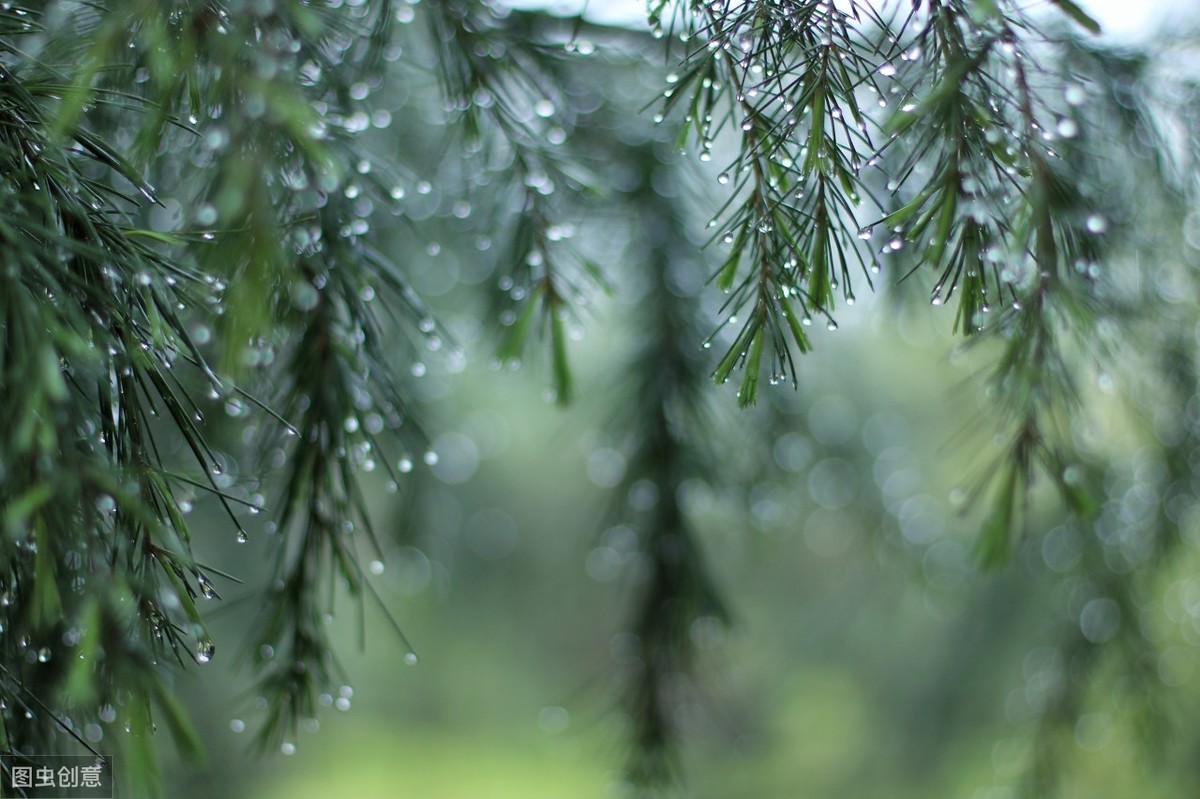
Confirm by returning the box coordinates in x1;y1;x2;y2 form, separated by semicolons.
152;682;206;764
550;307;573;406
738;326;764;407
1048;0;1102;34
976;464;1020;570
969;0;999;22
3;483;53;537
780;299;813;355
497;293;540;364
64;600;103;705
31;518;63;630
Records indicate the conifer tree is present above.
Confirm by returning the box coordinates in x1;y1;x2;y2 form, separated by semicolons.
1;0;1198;796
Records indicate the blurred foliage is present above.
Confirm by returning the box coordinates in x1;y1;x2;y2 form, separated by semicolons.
1;0;1200;797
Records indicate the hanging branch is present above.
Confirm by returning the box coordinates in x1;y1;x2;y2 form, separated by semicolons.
0;0;432;784
587;140;730;794
425;0;601;404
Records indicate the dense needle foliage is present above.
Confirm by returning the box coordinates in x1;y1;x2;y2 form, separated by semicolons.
1;0;1199;796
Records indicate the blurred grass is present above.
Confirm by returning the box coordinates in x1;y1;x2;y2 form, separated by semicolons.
248;724;610;799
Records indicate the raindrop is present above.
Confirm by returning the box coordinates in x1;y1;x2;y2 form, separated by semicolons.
195;204;218;226
196;640;215;663
1055;117;1078;139
538;706;570;734
291;282;320;312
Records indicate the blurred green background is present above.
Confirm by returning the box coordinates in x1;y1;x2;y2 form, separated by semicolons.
155;291;1200;798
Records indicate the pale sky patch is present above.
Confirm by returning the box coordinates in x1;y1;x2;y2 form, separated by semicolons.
502;0;1190;42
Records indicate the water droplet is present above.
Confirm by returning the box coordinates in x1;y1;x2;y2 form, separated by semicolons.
291;282;320;312
195;204;217;226
281;742;296;755
717;172;730;185
230;719;245;733
369;560;385;575
538;706;570;734
405;652;418;665
196;640;215;664
879;62;897;77
1085;214;1107;234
